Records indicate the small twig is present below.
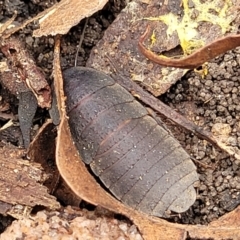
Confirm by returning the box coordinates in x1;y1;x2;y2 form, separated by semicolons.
74;18;89;67
190;157;213;169
1;8;54;38
0;119;14;131
0;112;15;120
0;11;17;36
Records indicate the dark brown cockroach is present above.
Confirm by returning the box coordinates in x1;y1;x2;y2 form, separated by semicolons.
63;67;199;217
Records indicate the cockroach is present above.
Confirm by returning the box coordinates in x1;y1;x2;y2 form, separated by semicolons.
63;66;199;217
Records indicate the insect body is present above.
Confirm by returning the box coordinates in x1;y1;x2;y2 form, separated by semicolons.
63;67;199;217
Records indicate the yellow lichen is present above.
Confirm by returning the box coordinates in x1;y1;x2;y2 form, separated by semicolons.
150;30;157;47
144;0;235;56
194;64;209;78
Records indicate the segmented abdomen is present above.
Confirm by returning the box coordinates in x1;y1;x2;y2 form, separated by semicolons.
63;67;198;217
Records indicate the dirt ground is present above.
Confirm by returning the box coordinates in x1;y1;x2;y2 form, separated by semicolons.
0;0;240;237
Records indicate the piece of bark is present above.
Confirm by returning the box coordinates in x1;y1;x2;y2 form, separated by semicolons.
0;36;51;147
0;36;51;109
0;144;60;219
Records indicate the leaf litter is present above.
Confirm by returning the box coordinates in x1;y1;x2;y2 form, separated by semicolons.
53;37;240;239
0;0;240;239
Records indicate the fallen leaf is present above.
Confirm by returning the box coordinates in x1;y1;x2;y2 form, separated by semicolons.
33;0;109;37
28;119;59;193
138;26;240;69
27;118;81;206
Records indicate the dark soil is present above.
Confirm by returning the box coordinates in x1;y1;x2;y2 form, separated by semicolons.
0;0;240;234
162;48;240;224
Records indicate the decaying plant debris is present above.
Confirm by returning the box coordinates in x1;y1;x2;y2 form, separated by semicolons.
0;144;60;219
0;28;51;146
0;0;240;239
0;206;143;240
138;26;240;69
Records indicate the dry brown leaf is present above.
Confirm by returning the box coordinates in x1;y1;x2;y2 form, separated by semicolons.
33;0;108;37
53;34;240;240
138;26;240;69
27;118;81;207
28;119;60;193
0;0;108;38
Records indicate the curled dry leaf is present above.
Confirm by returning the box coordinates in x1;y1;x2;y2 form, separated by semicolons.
53;35;240;240
138;26;240;69
27;116;83;207
33;0;108;37
0;0;107;38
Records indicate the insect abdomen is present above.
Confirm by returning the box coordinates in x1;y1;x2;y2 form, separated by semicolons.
64;67;198;217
